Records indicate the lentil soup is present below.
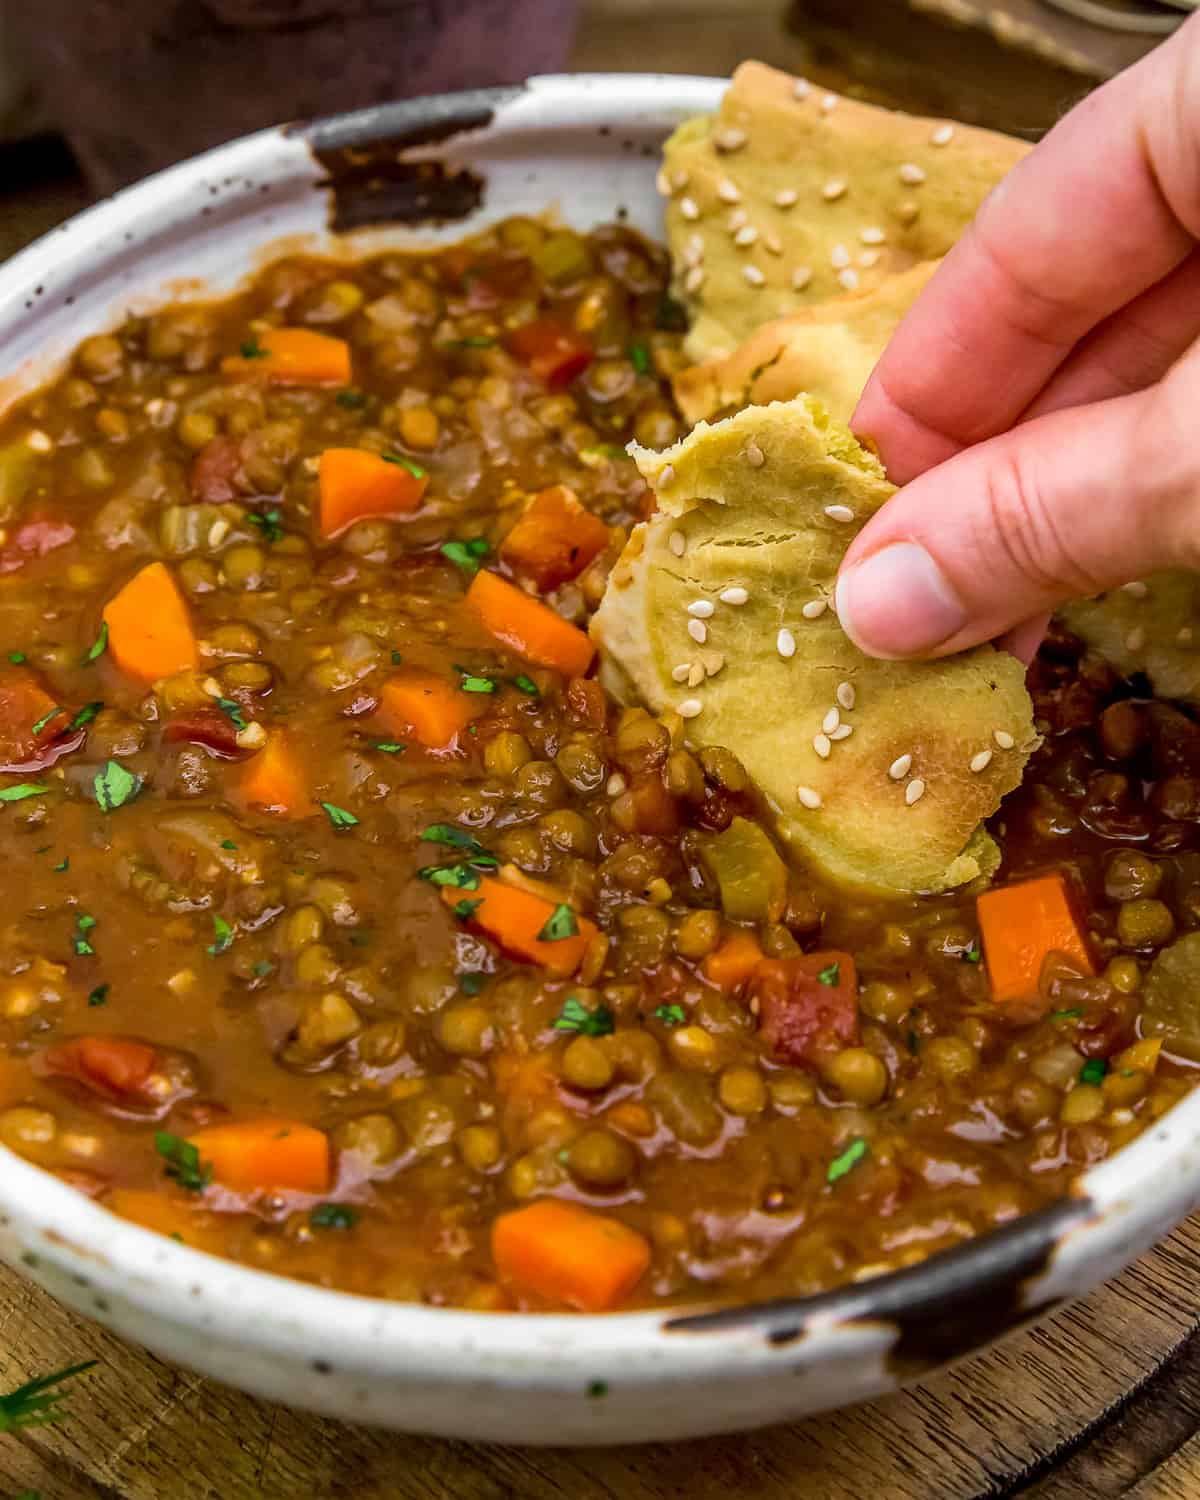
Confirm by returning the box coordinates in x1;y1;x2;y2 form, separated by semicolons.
0;216;1194;1314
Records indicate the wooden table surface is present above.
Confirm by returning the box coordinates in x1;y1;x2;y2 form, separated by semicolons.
2;1216;1200;1499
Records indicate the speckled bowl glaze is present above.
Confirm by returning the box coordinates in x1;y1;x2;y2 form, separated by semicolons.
0;76;1198;1444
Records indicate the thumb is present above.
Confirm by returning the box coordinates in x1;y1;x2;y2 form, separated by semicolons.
835;357;1200;660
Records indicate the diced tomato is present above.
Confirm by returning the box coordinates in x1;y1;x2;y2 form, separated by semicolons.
750;953;859;1069
0;666;74;769
164;707;248;760
0;516;75;574
189;436;243;504
43;1036;157;1100
505;318;593;389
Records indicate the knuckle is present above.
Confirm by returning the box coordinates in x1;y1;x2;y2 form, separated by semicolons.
973;446;1102;598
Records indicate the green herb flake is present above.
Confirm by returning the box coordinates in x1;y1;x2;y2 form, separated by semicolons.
390;649;403;666
553;995;613;1037
30;705;65;737
0;1359;98;1433
7;650;25;664
418;861;482;891
442;335;497;349
215;697;247;731
421;823;490;858
1050;1007;1084;1023
53;856;69;872
73;913;97;957
459;971;485;996
87;983;109;1007
155;1131;212;1194
628;341;651;375
459;674;496;695
311;1202;359;1231
586;1379;609;1399
207;914;234;957
382;452;427;479
370;739;406;754
652;1003;686;1027
93;758;141;812
452;897;484;921
0;783;48;803
83;621;109;663
68;701;103;732
816;961;840;986
826;1137;869;1184
441;538;490;577
512;674;539;696
246;508;284;544
962;938;982;964
335;388;367;409
220;839;237;850
538;903;579;943
238;333;268;360
1080;1058;1108;1087
906;1029;920;1054
320;801;359;831
251;959;275;978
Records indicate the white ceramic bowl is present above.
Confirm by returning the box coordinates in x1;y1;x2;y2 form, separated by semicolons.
0;75;1198;1445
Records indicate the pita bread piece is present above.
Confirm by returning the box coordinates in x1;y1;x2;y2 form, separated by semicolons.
591;397;1036;897
661;61;1029;361
1061;572;1200;704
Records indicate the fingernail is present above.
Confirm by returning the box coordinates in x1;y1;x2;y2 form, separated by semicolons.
834;542;966;658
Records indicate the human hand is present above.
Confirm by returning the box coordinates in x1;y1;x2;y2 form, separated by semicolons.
835;14;1200;663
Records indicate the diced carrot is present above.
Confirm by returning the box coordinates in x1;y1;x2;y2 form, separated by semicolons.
442;874;596;978
702;930;765;992
0;666;64;766
492;1198;650;1311
235;733;308;817
43;1035;157;1100
376;668;482;753
504;318;593;389
466;570;595;677
977;873;1095;1008
187;1118;331;1194
221;327;351;386
102;562;198;684
499;485;609;591
317;448;428;538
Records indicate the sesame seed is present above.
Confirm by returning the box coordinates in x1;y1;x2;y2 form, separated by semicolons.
829;724;853;741
793;78;811;101
931;123;955;146
813;733;831;759
792;265;813;291
1124;625;1146;652
820;94;837;114
607;773;628;796
822;178;847;202
720;586;748;605
682;241;703;268
687;618;708;644
905;778;926;806
777;627;797;659
763;232;783;256
25;429;52;454
727;208;748;231
717;178;742;204
889;754;912;780
687;599;715;618
687;662;706;688
894;198;920;226
797;785;823;809
678;698;703;719
685;266;705;293
774;188;798;208
742;265;766;287
824;504;854;523
674;169;691;190
669;530;686;557
970;749;993;773
745;440;765;468
671;663;691;683
830;243;851;269
836;681;856;710
860;226;887;245
705;653;725;677
207;519;230;549
899;162;927;186
715;127;748;152
1122;580;1148;598
822;707;841;734
801;599;827;620
687;232;704;256
837;268;861;292
680;197;700;221
858;250;882;270
657;464;676;488
734;225;759;248
655;168;673;196
993;730;1015;750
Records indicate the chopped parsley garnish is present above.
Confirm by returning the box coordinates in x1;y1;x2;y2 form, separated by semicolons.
628;341;651;375
215;697;247;731
816;961;840;986
238;333;268;360
310;1203;359;1231
538;903;579;942
382;453;427;478
441;537;490;576
418;861;482;890
370;739;406;754
155;1131;212;1193
580;442;628;467
962;938;982;964
251;959;275;978
7;650;25;664
459;674;496;694
207;914;234;956
30;705;64;736
652;1003;686;1027
87;983;109;1007
73;913;96;957
421;824;491;858
220;839;237;850
1051;1007;1083;1022
655;291;689;332
68;701;103;732
512;675;539;696
442;335;497;349
246;508;284;544
83;621;109;663
0;1359;98;1433
390;649;403;666
1079;1058;1108;1087
826;1137;868;1184
553;996;614;1037
452;897;484;921
586;1379;609;1399
320;802;359;831
906;1029;920;1054
93;758;141;812
335;388;367;409
459;971;485;996
53;856;69;872
0;783;48;803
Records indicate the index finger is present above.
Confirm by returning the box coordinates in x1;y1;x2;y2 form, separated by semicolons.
853;16;1200;484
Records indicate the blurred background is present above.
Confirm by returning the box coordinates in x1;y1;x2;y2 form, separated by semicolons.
0;0;1189;260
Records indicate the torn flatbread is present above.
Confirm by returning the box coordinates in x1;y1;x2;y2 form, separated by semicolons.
591;397;1037;897
661;61;1030;362
1062;573;1200;704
